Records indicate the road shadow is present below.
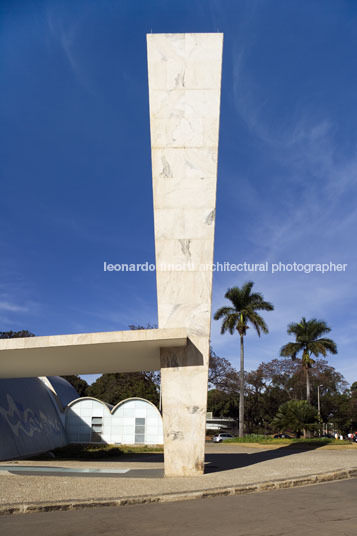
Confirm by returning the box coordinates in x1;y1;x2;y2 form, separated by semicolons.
204;444;324;473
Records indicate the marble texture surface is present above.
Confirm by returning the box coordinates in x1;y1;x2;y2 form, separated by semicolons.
155;238;214;267
154;208;216;240
0;329;188;378
151;147;217;180
148;33;223;477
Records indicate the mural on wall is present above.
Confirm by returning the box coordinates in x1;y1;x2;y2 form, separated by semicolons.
0;377;67;460
0;393;63;438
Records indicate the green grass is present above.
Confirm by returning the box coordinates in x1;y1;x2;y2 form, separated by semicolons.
29;437;353;461
224;434;347;446
116;445;163;455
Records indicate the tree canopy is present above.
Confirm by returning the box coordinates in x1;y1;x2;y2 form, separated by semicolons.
272;400;317;438
0;330;35;339
214;282;274;337
208;348;239;392
280;317;337;403
87;372;160;406
61;375;89;397
280;318;337;363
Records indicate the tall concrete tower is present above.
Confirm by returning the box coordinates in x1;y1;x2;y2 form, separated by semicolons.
147;33;223;476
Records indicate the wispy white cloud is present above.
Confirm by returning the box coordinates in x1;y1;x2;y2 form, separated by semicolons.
0;261;42;327
67;293;157;334
228;34;357;267
0;301;28;313
46;8;95;95
212;105;357;382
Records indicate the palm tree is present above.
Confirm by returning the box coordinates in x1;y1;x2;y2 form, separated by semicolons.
280;318;337;403
272;400;317;438
214;281;274;437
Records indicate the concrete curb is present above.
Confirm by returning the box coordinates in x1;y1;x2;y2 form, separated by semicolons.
1;467;357;516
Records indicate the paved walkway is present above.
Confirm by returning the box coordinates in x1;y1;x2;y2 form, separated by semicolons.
0;443;356;513
2;479;357;535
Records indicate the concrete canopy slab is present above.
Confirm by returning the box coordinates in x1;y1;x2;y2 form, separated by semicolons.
0;329;188;379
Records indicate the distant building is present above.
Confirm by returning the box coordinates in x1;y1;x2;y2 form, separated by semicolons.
65;397;163;445
0;375;164;461
206;412;236;431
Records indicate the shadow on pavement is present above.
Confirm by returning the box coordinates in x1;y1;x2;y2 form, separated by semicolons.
21;444;327;476
204;444;324;473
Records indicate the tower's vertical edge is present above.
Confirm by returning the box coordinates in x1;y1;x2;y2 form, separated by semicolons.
147;33;223;476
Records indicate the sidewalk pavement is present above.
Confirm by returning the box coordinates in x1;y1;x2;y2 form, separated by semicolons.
0;443;356;514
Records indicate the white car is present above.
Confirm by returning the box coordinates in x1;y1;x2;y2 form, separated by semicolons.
212;433;234;443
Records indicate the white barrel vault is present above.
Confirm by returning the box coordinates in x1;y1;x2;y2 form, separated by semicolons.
65;397;163;445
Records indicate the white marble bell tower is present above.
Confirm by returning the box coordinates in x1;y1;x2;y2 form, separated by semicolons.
147;33;223;476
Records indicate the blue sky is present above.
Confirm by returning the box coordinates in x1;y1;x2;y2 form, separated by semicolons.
1;0;357;386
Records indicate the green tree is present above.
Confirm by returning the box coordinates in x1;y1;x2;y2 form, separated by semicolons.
280;318;337;403
207;389;239;420
87;372;159;406
328;392;352;435
272;400;317;438
349;383;357;431
249;358;346;434
0;330;35;339
208;348;239;393
258;358;346;405
128;324;161;390
245;368;271;434
61;375;88;397
128;323;158;330
207;350;239;421
214;281;274;437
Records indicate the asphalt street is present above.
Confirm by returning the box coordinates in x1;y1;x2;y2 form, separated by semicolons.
1;478;356;536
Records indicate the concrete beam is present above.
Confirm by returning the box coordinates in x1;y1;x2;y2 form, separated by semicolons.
0;328;188;378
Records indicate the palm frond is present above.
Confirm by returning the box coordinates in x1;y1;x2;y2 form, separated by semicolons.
280;342;302;359
309;338;338;357
214;281;273;339
213;306;236;321
246;310;269;336
225;287;244;311
220;313;239;335
242;281;254;302
283;318;337;366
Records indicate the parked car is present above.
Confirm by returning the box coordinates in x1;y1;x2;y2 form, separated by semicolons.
212;433;234;443
273;433;291;439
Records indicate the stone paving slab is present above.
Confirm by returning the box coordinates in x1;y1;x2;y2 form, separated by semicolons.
1;444;356;515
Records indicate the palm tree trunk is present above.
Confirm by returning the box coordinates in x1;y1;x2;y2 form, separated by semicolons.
305;367;311;438
239;335;244;438
306;367;311;403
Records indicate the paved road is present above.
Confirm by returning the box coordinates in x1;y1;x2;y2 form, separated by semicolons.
1;478;356;536
2;444;357;507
